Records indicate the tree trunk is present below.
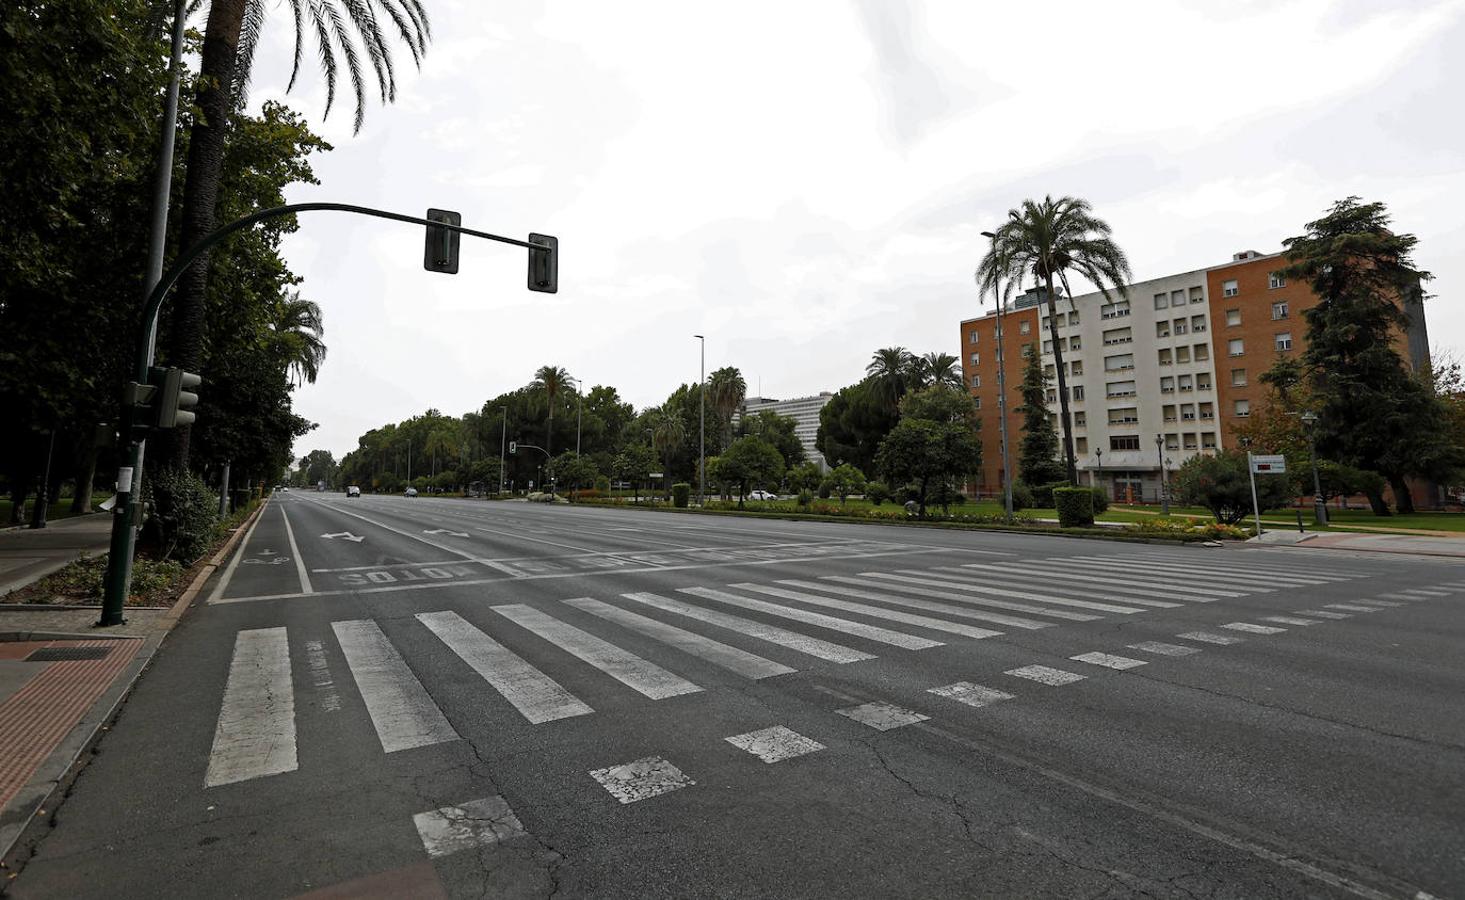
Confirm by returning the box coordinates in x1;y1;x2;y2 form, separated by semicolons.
1388;474;1415;514
8;478;27;525
165;0;248;469
1042;271;1078;485
71;436;98;514
1364;487;1390;516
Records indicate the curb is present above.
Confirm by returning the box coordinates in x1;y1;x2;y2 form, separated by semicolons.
0;500;267;868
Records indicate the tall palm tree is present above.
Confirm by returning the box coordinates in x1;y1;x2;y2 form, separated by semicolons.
533;365;571;459
919;352;964;391
977;196;1132;485
168;0;430;466
650;408;686;498
705;366;746;451
271;291;326;386
866;347;914;412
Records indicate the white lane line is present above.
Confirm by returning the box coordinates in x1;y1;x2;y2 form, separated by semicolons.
725;725;825;763
1127;641;1201;657
1326;603;1380;613
590;755;694;803
961;562;1242;599
1068;555;1342;586
917;568;1179;608
205;627;297;788
1351;599;1403;608
836;701;929;731
771;579;1011;636
1034;559;1268;594
208;498;272;603
1177;631;1244;645
1297;609;1351;619
942;564;1189;604
1222;622;1288;635
417;610;592;723
1402;589;1450;596
563;597;795;680
1006;665;1086;686
736;582;1002;640
828;575;1086;625
887;571;1147;614
414;795;526;858
928;682;1015;708
303;639;342;712
680;586;942;650
279;501;314;594
331;620;460;752
622;592;875;664
493;604;702;699
1071;651;1147;670
1261;616;1323;626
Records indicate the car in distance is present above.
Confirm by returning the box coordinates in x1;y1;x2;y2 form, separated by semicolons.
747;489;777;501
404;487;419;497
346;485;361;498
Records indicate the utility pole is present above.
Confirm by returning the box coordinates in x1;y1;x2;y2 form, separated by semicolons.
499;406;507;495
575;377;582;455
695;334;705;506
980;231;1013;520
1155;434;1169;515
1302;410;1328;526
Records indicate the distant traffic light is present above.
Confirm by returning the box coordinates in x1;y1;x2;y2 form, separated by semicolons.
508;441;517;454
424;208;461;274
528;233;558;293
152;366;201;428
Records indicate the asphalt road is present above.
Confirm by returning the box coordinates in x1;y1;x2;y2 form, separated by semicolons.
9;495;1463;899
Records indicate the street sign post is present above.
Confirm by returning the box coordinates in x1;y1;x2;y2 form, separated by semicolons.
1246;453;1288;536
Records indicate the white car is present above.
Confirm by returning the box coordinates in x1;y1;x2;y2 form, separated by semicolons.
748;490;778;501
346;485;361;498
404;487;419;497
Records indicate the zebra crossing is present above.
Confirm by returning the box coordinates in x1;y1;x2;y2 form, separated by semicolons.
201;552;1376;789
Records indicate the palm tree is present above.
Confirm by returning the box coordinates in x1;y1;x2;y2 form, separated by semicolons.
977;196;1132;484
650;408;686;498
705;366;746;451
533;365;571;460
168;0;430;466
919;352;963;391
866;347;914;412
272;291;326;386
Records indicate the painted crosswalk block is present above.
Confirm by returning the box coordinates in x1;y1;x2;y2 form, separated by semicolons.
1128;641;1201;657
1177;631;1244;646
1222;622;1287;635
725;726;826;763
1326;603;1379;613
565;596;794;680
1071;652;1147;670
837;701;929;731
928;682;1015;708
589;755;695;803
206;628;297;788
1261;616;1322;626
1298;609;1351;619
1351;599;1403;608
414;796;526;858
333;619;460;752
1005;665;1085;686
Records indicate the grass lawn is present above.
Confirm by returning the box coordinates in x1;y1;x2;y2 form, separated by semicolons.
0;494;112;526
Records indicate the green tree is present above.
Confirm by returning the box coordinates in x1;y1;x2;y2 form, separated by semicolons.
816;378;898;474
612;443;656;502
912;352;963;391
875;418;980;518
650;407;687;498
1015;351;1066;487
978;196;1133;485
716;435;785;508
533;365;572;459
738;409;806;470
829;464;867;504
706;366;747;452
866;347;915;413
273;291;327;386
786;462;823;494
553;451;599;500
1172;450;1291;526
298;449;337;487
1277;197;1454;514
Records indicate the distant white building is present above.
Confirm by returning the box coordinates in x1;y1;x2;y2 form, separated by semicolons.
736;393;835;471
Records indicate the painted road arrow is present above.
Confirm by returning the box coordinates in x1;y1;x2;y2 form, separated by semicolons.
424;528;470;537
321;532;365;542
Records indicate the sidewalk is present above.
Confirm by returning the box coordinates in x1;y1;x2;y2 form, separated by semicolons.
0;514;112;596
1288;531;1465;559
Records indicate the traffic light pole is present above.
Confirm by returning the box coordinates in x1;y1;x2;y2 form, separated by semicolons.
99;203;554;626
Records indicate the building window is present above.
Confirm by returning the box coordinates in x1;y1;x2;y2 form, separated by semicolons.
1197;372;1212;390
1199;402;1214;420
1275;332;1293;351
1104;353;1134;372
1184;434;1199;451
1180;404;1196;421
1068;311;1081;326
1110;435;1141;451
1103;327;1133;345
1176;346;1191;364
1069;336;1082;351
969;331;979;344
1073;411;1087;427
1226;308;1241;326
1072;384;1085;401
1046;388;1057;403
1269;272;1286;289
1160;376;1175;394
1190;286;1204;304
1153;293;1168;310
1234;399;1251;417
1020;320;1031;334
1170;289;1185;307
1071;360;1083;376
1272;301;1289;320
1075;437;1088;454
970;352;980;366
1230;368;1247;386
1044;364;1056;379
1108;407;1139;425
1162;405;1177;423
1191;314;1207;332
1042;340;1053;355
1228;338;1245;357
972;396;981;410
1100;301;1131;319
1105;380;1136;398
1178;374;1194;392
1223;279;1238;297
1156;322;1171;339
1194;343;1209;362
1022;343;1034;357
970;374;981;388
1173;319;1188;335
1165;433;1180;451
1202;432;1217;449
1158;348;1173;366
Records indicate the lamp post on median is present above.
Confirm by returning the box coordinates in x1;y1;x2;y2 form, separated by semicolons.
694;334;706;507
1155;434;1170;515
499;406;507;495
1301;410;1328;526
980;230;1014;520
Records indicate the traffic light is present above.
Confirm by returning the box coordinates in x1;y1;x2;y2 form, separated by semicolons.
508;441;517;455
152;366;201;428
121;380;159;438
527;233;557;293
424;208;461;274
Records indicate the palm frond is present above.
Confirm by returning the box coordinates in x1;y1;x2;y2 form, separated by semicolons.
374;0;423;68
341;0;393;104
323;1;368;133
285;0;307;92
232;0;268;106
309;1;339;120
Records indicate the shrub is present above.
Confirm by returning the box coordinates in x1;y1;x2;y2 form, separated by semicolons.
144;468;220;563
594;476;611;493
1009;482;1034;511
796;490;813;507
817;478;833;499
865;481;890;505
1173;450;1291;525
1088;486;1110;513
1031;480;1067;508
1053;486;1095;527
672;482;691;508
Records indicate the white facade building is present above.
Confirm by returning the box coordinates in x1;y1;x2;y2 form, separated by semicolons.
737;393;834;471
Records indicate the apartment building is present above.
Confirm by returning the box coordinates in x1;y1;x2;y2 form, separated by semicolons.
738;393;835;471
957;248;1431;501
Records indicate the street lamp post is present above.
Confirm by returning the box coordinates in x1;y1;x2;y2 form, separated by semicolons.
1094;447;1103;494
979;231;1014;520
1155;434;1169;515
694;334;706;507
572;376;582;456
498;406;507;495
1301;410;1328;526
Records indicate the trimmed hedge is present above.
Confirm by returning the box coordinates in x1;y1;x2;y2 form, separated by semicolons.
1054;486;1095;527
672;482;691;508
1031;480;1067;508
1088;486;1110;513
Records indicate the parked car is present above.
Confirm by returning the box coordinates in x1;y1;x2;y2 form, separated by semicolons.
748;490;777;501
404;487;419;497
346;485;361;498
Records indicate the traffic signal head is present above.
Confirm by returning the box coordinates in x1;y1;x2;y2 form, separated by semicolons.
152;366;201;428
508;441;517;455
424;209;461;274
528;233;558;293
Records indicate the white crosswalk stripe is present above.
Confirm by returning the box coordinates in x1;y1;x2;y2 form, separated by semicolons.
622;592;875;663
1350;599;1403;608
680;586;944;650
1261;616;1323;626
1295;609;1350;619
1127;641;1201;657
928;682;1015;708
417;610;594;724
1177;631;1245;645
961;562;1241;599
1071;652;1147;670
1069;555;1346;586
803;577;1058;630
414;796;526;858
563;597;795;680
948;563;1195;603
731;582;1003;640
837;701;929;730
889;571;1147;614
830;574;1094;623
1115;552;1367;579
1399;588;1450;597
206;627;298;788
1222;622;1287;635
1039;558;1275;593
1006;665;1086;686
333;619;459;753
725;725;825;762
919;568;1180;608
493;604;703;700
1326;603;1379;613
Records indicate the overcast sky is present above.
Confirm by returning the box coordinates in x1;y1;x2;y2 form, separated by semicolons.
240;0;1465;462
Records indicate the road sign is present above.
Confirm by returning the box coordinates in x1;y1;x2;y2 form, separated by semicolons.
650;472;664;479
1249;454;1287;474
